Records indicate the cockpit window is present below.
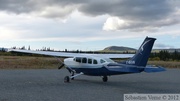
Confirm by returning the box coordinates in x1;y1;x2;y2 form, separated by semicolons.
104;58;114;63
93;59;98;64
82;58;87;63
100;59;106;64
75;57;81;63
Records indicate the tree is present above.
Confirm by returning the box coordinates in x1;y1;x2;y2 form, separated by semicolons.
159;50;170;61
21;46;26;50
172;50;180;60
28;45;31;50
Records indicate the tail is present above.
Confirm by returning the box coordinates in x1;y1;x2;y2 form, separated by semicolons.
122;37;156;67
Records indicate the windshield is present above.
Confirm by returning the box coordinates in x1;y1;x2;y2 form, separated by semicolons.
103;58;115;63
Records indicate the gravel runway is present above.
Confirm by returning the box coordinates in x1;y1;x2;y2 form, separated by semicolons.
0;68;179;101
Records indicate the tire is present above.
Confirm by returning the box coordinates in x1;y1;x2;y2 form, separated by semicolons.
102;76;108;82
64;76;70;83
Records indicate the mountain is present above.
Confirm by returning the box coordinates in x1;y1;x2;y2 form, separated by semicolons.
103;46;136;52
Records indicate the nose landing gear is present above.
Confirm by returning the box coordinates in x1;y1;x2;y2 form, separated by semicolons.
64;72;84;83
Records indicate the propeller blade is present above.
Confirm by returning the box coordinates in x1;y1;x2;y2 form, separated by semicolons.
58;64;64;69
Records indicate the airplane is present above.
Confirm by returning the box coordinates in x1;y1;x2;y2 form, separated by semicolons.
4;37;165;83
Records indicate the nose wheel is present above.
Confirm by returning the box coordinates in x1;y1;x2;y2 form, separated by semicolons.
64;76;70;83
102;76;108;82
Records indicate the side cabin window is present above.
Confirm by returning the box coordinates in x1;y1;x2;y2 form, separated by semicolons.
88;58;92;64
75;57;97;64
82;58;87;63
93;59;98;64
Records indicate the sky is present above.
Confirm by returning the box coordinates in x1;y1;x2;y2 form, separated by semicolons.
0;0;180;51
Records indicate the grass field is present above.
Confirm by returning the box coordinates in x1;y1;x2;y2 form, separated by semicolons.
148;61;180;68
0;56;60;69
0;56;180;69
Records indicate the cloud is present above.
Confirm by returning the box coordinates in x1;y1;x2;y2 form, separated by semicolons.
0;11;109;42
103;17;129;31
80;0;171;20
154;43;174;49
101;0;180;32
37;5;77;18
79;0;180;32
0;0;180;33
103;16;180;32
0;0;80;18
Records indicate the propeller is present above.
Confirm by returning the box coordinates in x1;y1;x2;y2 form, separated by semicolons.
58;63;65;69
54;57;65;69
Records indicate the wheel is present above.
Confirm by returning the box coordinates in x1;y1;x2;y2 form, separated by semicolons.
102;76;108;82
64;76;70;83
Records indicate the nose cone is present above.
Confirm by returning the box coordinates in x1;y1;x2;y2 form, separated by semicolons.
64;58;74;66
64;58;71;64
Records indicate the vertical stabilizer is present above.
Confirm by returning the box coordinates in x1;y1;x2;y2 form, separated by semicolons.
122;37;156;67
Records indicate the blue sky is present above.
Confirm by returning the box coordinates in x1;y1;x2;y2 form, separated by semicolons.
0;0;180;51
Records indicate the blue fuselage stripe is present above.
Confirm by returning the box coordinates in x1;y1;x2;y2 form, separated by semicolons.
71;66;141;76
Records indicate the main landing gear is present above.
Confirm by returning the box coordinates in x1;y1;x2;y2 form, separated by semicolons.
102;76;108;82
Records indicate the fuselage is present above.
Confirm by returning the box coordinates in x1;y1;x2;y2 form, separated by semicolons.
64;56;142;76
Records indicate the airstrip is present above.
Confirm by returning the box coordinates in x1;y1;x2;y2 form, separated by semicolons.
0;68;179;101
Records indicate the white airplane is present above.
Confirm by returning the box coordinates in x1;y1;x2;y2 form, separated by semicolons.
5;37;165;83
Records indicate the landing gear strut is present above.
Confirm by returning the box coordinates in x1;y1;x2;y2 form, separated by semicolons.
71;73;74;80
64;72;84;83
102;76;108;82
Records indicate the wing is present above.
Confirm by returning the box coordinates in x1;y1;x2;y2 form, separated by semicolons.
6;48;134;58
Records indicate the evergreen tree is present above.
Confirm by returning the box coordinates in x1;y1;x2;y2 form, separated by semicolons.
28;45;31;50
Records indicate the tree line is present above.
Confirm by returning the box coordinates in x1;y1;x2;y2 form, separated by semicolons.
150;50;180;61
1;47;180;61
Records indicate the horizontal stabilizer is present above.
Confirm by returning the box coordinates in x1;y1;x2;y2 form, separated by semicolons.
144;65;166;73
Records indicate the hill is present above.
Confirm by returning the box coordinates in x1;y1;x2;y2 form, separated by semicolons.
103;46;136;52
